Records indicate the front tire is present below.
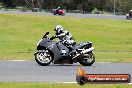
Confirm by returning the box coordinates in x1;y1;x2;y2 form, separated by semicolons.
126;16;130;20
35;50;53;66
53;12;56;15
79;52;95;66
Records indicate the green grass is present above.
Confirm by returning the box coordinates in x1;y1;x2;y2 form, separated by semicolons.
0;13;132;62
0;83;132;88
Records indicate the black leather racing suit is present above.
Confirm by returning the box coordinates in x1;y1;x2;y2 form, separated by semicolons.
55;30;76;50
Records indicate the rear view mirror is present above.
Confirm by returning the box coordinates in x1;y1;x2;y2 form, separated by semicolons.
45;32;49;35
42;32;49;38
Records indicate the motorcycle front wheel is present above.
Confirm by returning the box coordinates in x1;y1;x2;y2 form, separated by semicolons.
53;12;56;15
34;50;53;66
126;16;130;20
79;52;95;66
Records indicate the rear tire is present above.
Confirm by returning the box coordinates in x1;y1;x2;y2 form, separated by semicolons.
59;13;62;15
79;52;95;66
62;13;65;16
34;50;53;66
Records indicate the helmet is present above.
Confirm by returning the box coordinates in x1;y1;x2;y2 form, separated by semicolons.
130;10;132;12
54;25;63;34
57;7;60;9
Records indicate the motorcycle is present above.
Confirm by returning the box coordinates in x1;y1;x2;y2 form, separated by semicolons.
53;9;65;15
126;14;132;20
34;32;95;66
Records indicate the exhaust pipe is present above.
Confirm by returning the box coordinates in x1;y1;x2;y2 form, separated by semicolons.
72;47;94;59
81;47;94;54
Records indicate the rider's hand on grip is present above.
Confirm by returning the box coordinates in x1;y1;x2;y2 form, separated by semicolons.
50;36;56;40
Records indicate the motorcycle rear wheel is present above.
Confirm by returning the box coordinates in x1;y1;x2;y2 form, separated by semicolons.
35;50;53;66
79;52;95;66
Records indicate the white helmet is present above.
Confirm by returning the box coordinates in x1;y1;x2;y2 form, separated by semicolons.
54;25;63;34
57;7;60;9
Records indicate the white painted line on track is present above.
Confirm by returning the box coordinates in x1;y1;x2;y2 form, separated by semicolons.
57;82;132;85
7;60;29;62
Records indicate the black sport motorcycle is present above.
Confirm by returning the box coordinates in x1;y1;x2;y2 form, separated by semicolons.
34;32;95;66
126;14;132;20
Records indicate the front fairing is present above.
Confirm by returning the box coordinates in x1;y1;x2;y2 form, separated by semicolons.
37;39;42;46
36;38;70;62
37;38;56;50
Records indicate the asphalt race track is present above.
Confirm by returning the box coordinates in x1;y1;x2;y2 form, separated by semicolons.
0;11;131;83
0;61;132;83
0;11;126;20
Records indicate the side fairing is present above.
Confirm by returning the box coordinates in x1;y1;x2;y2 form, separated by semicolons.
74;42;92;49
37;38;69;62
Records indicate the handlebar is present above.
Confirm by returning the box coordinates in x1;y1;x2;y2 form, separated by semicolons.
50;36;56;40
42;32;57;40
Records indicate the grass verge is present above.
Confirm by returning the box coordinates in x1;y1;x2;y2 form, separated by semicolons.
0;13;132;62
0;83;132;88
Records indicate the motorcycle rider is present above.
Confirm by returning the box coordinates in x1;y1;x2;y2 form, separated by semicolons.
52;25;76;51
56;7;60;10
56;7;60;13
129;10;132;17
